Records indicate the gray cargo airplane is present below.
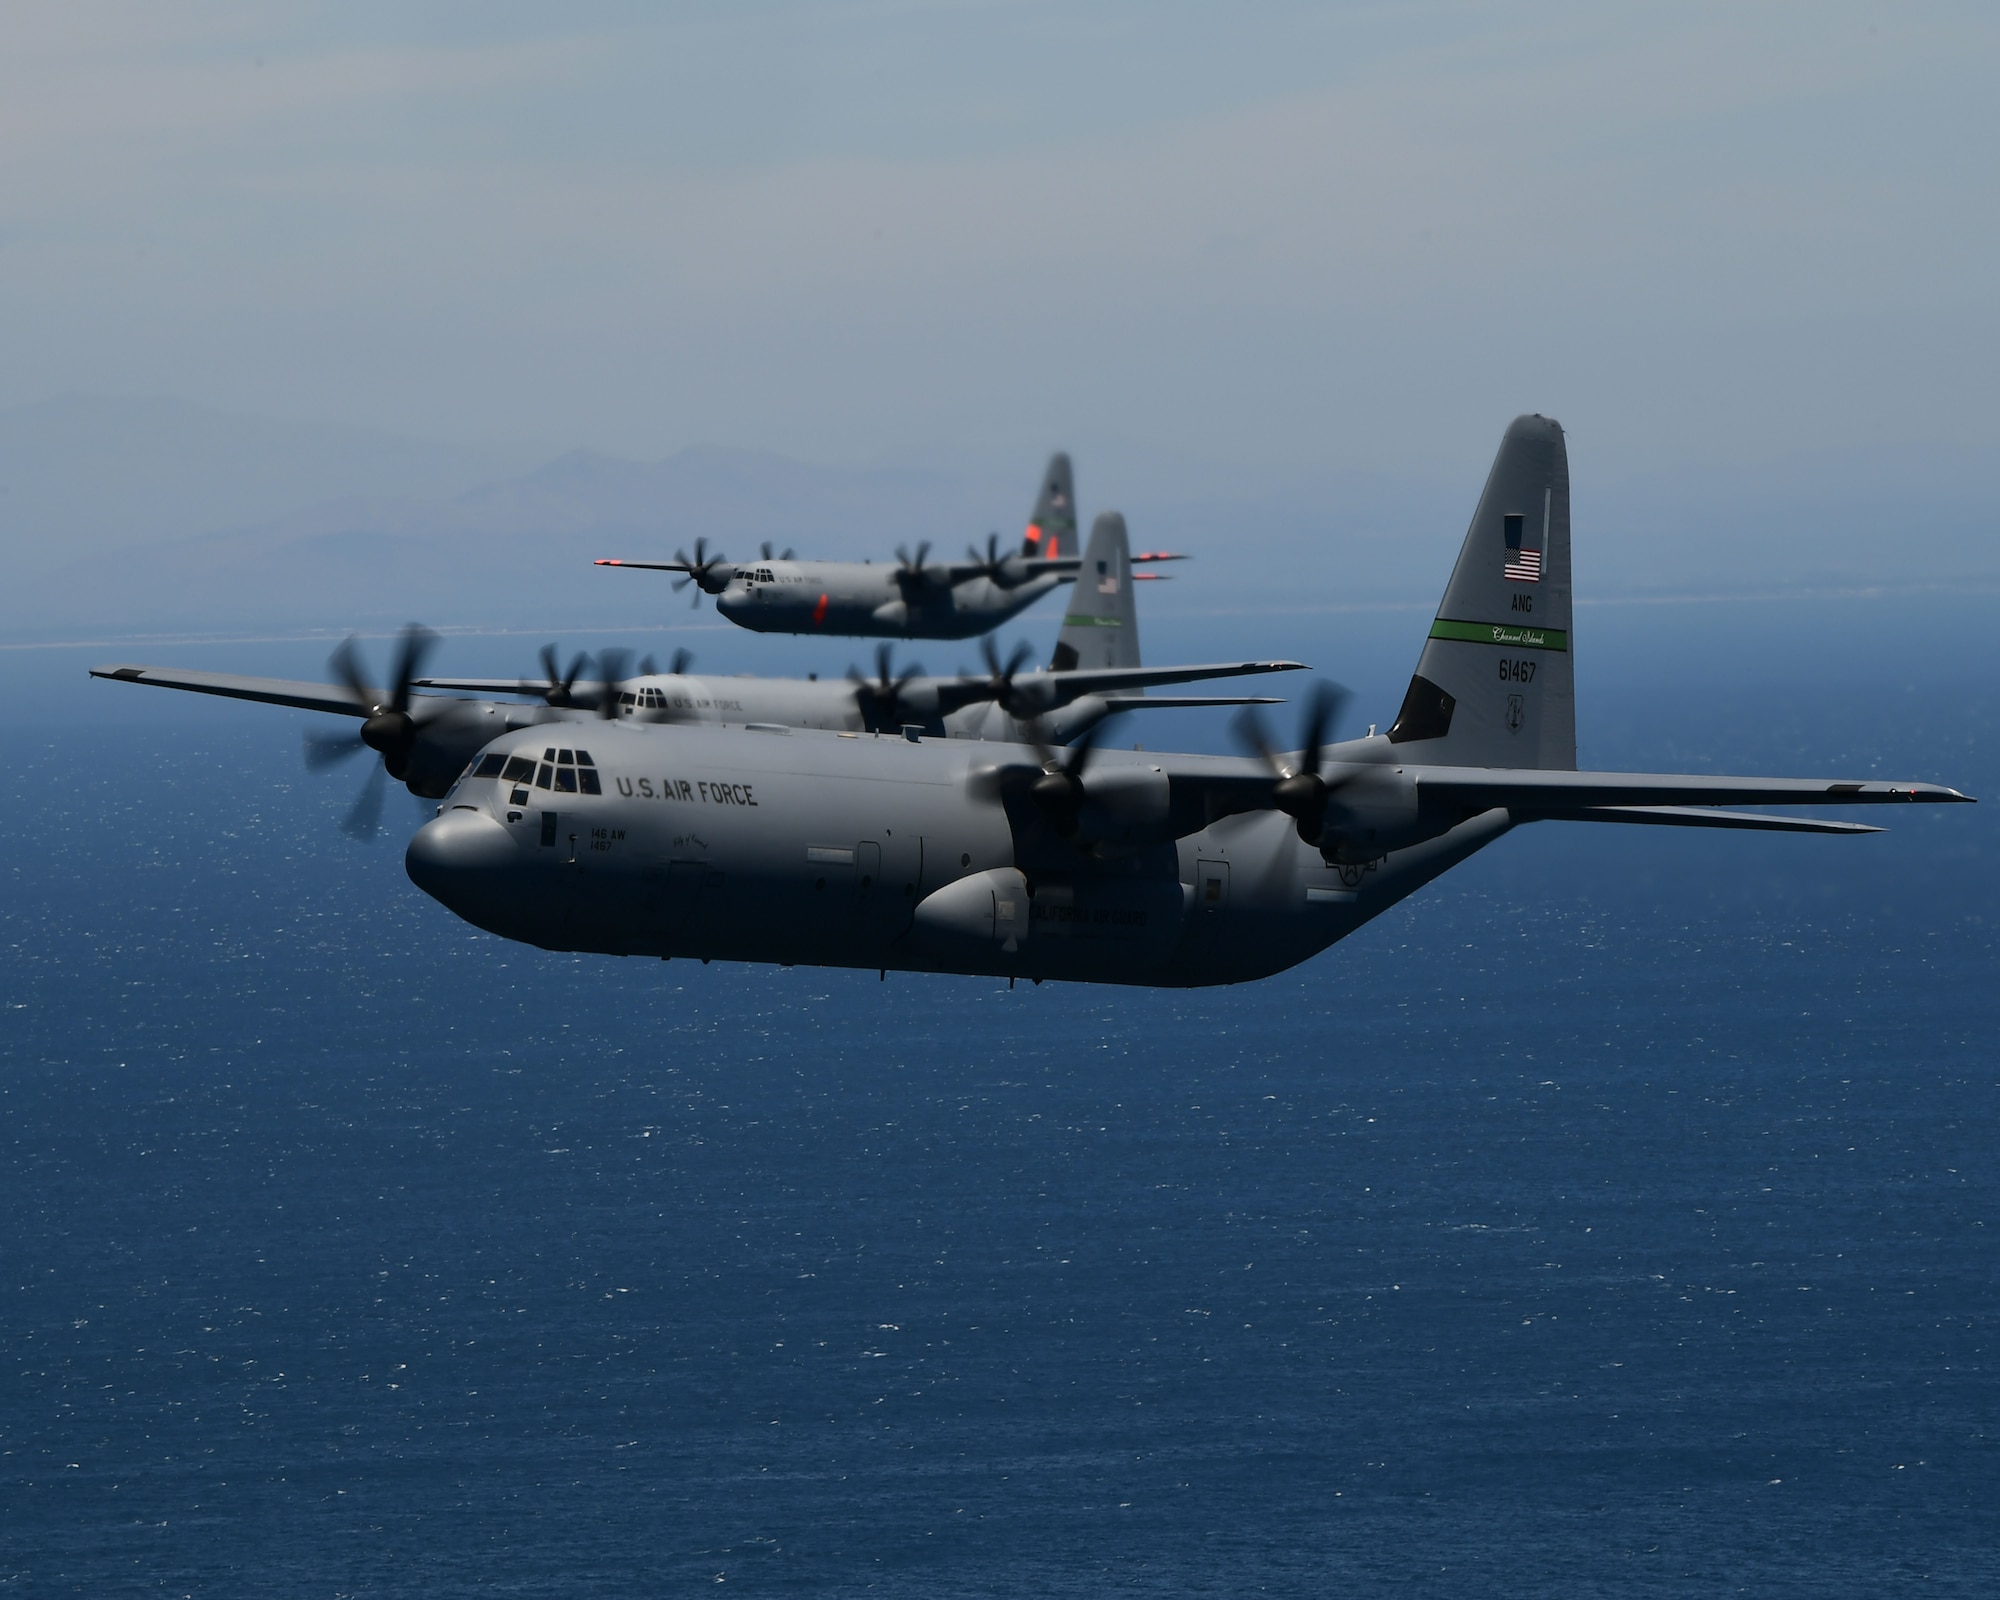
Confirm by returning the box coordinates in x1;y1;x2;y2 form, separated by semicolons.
96;416;1971;989
388;416;1969;987
593;453;1185;640
92;513;1297;837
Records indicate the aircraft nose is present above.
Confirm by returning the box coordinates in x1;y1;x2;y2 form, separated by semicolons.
405;808;519;914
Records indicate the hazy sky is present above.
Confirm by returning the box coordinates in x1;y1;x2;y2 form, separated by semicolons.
5;2;1995;486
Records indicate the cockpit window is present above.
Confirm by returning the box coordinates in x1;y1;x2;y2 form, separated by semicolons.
557;749;574;763
501;755;536;783
554;767;578;794
472;753;507;778
572;750;594;765
534;763;554;789
578;768;602;795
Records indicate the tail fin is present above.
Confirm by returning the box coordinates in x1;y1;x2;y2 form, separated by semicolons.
1048;512;1140;672
1022;452;1077;560
1386;414;1575;770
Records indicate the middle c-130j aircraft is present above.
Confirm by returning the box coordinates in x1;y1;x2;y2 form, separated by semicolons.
99;416;1971;989
93;511;1299;835
593;452;1186;641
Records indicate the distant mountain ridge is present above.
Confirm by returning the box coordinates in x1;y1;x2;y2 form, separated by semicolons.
2;394;1993;643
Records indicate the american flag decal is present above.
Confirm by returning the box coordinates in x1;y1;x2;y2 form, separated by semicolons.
1503;547;1543;583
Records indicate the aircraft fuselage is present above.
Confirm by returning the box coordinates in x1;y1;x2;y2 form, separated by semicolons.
406;720;1505;988
713;561;1070;639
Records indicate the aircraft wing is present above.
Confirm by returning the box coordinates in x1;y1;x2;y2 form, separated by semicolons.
1096;694;1285;710
1409;768;1974;810
1540;805;1882;834
1033;660;1308;695
937;556;1085;584
91;664;369;718
932;659;1309;714
415;677;552;697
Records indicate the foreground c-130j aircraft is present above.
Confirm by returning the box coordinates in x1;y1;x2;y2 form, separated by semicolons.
593;452;1185;641
386;414;1971;988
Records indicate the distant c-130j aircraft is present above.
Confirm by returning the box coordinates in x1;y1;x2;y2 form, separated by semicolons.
594;452;1185;641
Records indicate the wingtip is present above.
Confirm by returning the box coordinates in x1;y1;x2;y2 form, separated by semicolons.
594;558;621;566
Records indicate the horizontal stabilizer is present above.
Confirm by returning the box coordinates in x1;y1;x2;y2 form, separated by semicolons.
92;664;370;719
1541;805;1884;835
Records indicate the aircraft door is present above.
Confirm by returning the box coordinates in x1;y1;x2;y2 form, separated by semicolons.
857;833;920;948
1195;859;1230;912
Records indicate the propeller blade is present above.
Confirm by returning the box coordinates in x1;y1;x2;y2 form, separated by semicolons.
1062;718;1105;780
1232;706;1284;776
1294;682;1350;778
596;649;631;719
386;623;438;717
327;636;377;713
670;647;694;676
303;727;366;772
637;654;659;677
340;763;388;840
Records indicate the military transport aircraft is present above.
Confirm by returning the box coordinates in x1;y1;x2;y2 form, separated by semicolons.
92;512;1297;837
386;415;1969;988
593;452;1186;640
96;415;1971;989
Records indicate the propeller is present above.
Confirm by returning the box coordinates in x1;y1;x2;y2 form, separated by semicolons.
759;541;795;561
341;764;389;841
893;541;933;593
530;644;591;708
669;647;695;676
309;623;440;835
637;653;658;678
673;537;731;605
976;637;1039;719
595;649;631;720
849;643;925;730
1019;718;1106;838
1233;681;1351;844
963;531;1021;588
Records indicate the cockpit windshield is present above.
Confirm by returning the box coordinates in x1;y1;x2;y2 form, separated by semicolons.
526;746;601;795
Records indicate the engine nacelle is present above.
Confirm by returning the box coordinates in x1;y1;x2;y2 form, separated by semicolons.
1319;766;1426;865
1073;764;1172;846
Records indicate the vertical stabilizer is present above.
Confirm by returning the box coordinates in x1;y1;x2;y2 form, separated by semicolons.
1387;415;1575;770
1022;453;1077;560
1049;512;1140;672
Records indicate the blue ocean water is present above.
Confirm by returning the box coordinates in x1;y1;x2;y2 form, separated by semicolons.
3;627;1997;1593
